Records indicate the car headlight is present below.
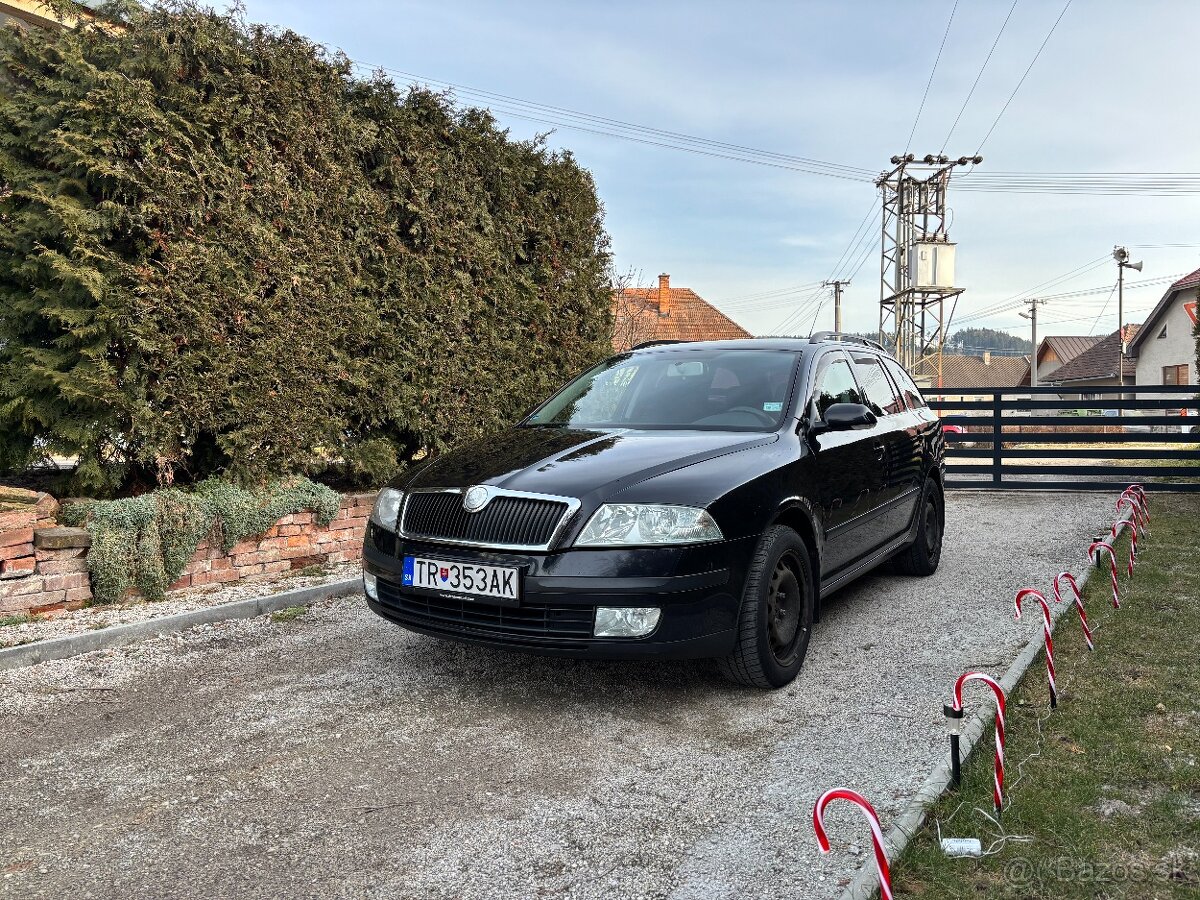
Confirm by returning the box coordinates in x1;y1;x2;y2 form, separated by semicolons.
370;488;403;532
575;504;723;546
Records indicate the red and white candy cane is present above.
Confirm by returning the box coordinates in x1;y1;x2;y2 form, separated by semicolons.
1015;589;1058;707
1053;571;1094;651
813;788;893;900
1117;491;1150;533
1112;517;1140;576
1089;540;1121;609
951;672;1007;814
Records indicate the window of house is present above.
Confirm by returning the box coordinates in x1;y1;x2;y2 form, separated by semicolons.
1163;364;1189;385
1157;324;1168;339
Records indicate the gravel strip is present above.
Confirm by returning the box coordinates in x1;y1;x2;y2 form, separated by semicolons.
0;492;1111;899
0;562;361;649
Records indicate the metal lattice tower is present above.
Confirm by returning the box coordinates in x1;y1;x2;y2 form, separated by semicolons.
877;153;981;374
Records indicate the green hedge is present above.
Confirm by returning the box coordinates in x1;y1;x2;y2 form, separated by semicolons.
0;2;612;495
61;476;341;603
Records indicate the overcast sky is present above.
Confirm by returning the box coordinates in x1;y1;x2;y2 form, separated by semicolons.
243;0;1200;344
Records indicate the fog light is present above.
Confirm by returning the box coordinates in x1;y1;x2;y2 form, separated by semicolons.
594;606;661;638
363;571;378;601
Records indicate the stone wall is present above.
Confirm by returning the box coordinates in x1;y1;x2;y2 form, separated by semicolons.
0;488;93;616
0;488;372;615
164;492;372;591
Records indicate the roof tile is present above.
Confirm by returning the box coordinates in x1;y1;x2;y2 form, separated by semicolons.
612;286;750;350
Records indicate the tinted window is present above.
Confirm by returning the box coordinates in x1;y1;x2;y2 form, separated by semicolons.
884;358;927;409
852;353;903;416
525;350;800;431
811;354;864;418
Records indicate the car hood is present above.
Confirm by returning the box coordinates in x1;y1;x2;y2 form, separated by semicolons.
403;427;778;502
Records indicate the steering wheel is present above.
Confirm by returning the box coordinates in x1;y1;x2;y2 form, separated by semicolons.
727;406;777;426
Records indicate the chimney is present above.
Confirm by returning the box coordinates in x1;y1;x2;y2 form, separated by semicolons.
657;273;671;317
983;350;992;366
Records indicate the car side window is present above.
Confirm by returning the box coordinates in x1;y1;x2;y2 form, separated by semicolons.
884;358;928;410
851;353;903;416
812;354;864;419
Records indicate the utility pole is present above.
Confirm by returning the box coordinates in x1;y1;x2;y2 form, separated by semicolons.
1112;246;1143;382
823;279;849;333
1018;299;1047;387
877;153;982;372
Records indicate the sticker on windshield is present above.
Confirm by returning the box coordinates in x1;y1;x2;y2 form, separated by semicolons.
762;401;783;412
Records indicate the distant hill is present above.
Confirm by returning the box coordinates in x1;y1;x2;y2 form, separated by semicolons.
945;327;1030;358
838;328;1029;359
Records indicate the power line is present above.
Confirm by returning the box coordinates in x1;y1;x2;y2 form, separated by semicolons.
1089;282;1119;335
940;0;1019;154
975;0;1072;154
350;61;876;182
906;0;960;153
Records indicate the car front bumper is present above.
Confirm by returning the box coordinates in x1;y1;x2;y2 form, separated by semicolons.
361;524;750;659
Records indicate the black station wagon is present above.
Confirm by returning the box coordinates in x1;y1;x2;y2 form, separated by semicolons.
363;335;945;688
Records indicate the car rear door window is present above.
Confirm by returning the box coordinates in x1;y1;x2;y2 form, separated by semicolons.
851;353;903;416
883;358;928;410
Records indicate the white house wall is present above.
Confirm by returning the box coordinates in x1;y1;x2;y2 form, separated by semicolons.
1135;292;1197;385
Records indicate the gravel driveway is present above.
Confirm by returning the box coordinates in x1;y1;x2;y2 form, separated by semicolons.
1;492;1111;900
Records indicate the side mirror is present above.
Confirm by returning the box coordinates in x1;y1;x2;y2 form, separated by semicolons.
814;402;877;434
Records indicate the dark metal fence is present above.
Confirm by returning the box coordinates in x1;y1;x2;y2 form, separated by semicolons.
929;385;1200;492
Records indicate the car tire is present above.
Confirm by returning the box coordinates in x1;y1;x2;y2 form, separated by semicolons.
717;525;814;689
893;478;943;577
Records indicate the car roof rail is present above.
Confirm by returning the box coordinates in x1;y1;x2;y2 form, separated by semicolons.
630;339;686;350
808;331;888;352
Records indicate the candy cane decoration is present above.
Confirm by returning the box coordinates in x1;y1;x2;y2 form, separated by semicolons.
813;788;893;900
1053;571;1094;651
1117;491;1150;534
951;672;1007;814
1125;482;1149;511
1089;540;1121;609
1111;517;1140;576
1015;589;1057;708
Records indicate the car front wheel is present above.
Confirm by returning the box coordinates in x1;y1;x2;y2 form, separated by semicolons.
717;525;814;689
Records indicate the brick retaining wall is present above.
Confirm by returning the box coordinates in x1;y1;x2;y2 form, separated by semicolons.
164;492;372;591
0;488;92;616
0;489;373;616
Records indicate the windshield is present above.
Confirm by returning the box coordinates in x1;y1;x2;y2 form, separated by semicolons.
525;349;801;431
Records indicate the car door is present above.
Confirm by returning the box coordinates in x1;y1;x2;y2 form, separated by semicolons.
803;350;885;573
850;351;921;542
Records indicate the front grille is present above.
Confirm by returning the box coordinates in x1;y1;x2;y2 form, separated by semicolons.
375;578;594;645
401;491;569;548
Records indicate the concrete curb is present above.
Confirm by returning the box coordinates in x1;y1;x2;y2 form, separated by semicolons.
0;577;360;672
837;521;1124;900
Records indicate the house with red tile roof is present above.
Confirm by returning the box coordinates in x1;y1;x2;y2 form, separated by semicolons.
1128;267;1199;386
611;274;750;352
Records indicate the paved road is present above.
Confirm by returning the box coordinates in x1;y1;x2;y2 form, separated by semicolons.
1;492;1112;900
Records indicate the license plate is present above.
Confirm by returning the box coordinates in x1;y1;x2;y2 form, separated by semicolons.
402;556;521;604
